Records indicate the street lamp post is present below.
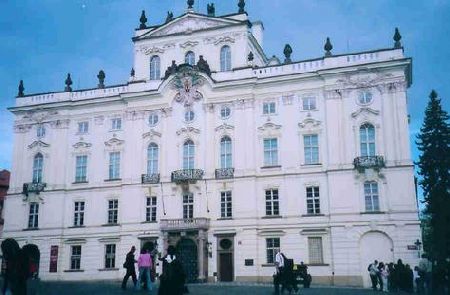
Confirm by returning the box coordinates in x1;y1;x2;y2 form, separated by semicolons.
414;239;422;258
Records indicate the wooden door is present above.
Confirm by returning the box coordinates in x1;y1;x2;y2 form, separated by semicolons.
219;252;233;282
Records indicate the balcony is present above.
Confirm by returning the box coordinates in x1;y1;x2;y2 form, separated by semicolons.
141;173;160;184
353;156;385;172
215;168;234;179
22;182;46;196
160;218;210;232
171;169;204;183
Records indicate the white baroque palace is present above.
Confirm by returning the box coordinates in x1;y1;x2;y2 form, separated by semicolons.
4;1;420;287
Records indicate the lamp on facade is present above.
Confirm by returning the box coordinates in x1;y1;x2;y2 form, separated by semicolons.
206;242;212;258
414;239;422;258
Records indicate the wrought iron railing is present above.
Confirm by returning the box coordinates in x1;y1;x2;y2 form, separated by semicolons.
22;182;46;196
353;156;385;172
141;173;160;184
215;168;234;179
171;169;204;183
160;218;209;231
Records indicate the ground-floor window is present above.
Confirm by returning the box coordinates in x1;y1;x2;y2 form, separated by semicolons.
70;245;82;270
266;238;280;264
104;244;116;269
308;237;323;264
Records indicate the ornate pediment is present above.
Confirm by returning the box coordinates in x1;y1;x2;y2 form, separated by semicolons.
215;123;234;132
176;126;200;136
28;140;50;149
351;107;380;118
21;110;58;123
142;130;162;140
73;142;92;149
172;66;204;107
257;122;282;132
336;73;393;89
140;45;165;55
298;118;322;129
104;137;124;148
179;40;199;48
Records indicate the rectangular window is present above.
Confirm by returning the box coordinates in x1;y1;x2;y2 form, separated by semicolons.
263;138;278;166
308;237;324;264
306;186;320;215
304;134;319;164
104;244;116;269
75;155;88;183
266;238;280;264
77;122;89;134
70;245;81;270
73;201;85;227
263;102;276;115
183;193;194;219
146;196;157;222
265;189;280;216
28;203;39;229
108;199;118;224
220;191;232;218
364;182;380;212
111;118;122;130
109;152;120;180
302;97;317;110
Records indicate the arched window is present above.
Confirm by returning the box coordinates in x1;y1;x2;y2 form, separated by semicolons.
33;153;43;183
147;143;159;174
183;140;195;169
150;55;161;80
359;123;375;157
220;136;232;168
185;51;195;66
364;181;379;212
220;45;231;71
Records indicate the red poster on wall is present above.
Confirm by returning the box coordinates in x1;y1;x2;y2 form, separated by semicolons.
49;245;58;273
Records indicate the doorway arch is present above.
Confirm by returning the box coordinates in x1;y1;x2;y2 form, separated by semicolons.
176;238;198;283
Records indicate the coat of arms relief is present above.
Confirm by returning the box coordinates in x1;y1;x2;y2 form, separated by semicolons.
172;67;204;107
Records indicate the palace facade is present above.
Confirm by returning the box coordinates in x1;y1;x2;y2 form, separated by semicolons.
3;0;420;287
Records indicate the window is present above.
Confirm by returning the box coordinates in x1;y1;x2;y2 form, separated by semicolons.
78;122;89;134
150;55;161;80
32;153;44;183
308;237;324;264
359;91;373;104
185;51;195;66
184;110;195;122
220;45;231;71
263;138;278;166
111;118;122;130
183;140;195;170
146;196;157;222
303;97;317;110
28;203;39;229
266;238;280;264
104;244;116;269
148;113;159;126
108;152;120;180
70;245;82;270
36;125;45;138
263;102;276;115
73;201;85;227
220;136;232;169
220;191;232;218
147;143;159;174
304;134;319;164
306;186;320;214
75;155;88;183
183;193;194;219
220;106;231;119
107;199;118;224
265;189;279;216
360;124;375;157
364;181;380;212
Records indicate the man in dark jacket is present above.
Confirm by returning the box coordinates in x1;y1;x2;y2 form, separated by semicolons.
121;246;137;290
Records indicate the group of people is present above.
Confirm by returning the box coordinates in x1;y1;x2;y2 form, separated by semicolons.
273;250;311;294
121;245;186;295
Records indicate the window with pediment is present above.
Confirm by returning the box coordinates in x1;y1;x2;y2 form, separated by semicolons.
220;46;231;71
183;140;195;169
32;153;44;183
150;55;161;80
220;136;232;169
147;143;159;174
360;123;376;157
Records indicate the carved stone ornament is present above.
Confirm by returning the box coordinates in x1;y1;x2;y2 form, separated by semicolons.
161;107;173;117
351;107;380;118
215;123;235;132
213;36;235;45
142;130;162;139
28;140;50;149
140;46;165;55
104;137;125;148
176;126;200;136
298;118;322;129
336;73;394;90
180;40;199;48
49;119;70;129
14;124;32;133
149;16;233;38
94;116;105;125
73;142;92;149
22;110;58;123
257;122;282;132
172;67;204;107
282;94;294;105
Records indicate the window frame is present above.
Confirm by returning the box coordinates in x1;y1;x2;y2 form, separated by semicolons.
111;118;122;131
358;91;373;105
73;201;85;227
77;121;89;134
306;186;320;215
359;123;376;157
220;45;231;72
220;191;232;218
148;113;159;126
302;97;317;111
150;55;161;80
263;102;276;115
266;238;280;264
263;138;278;166
220;105;231;119
364;181;380;212
28;203;39;229
108;152;121;180
104;244;116;269
36;124;46;138
265;189;280;216
183;193;194;219
308;237;324;264
184;110;195;123
146;196;157;222
107;199;119;224
75;155;88;183
303;134;319;165
185;51;196;66
147;143;159;175
32;153;44;183
220;136;232;169
70;245;82;270
183;140;195;170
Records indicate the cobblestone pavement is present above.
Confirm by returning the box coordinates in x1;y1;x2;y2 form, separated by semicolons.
27;280;378;295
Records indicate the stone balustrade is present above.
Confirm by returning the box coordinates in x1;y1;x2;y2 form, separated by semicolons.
160;218;210;231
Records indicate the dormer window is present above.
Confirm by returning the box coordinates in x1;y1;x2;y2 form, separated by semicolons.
185;51;195;66
220;46;231;71
358;91;373;105
150;55;161;80
36;125;46;138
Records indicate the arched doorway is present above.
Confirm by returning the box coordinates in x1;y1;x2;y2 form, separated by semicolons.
359;231;394;287
22;244;40;278
176;238;198;283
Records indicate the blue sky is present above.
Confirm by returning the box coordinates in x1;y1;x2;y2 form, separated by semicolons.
0;0;449;200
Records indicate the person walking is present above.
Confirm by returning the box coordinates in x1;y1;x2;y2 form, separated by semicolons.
377;262;385;291
380;263;389;292
368;260;379;290
274;249;285;295
121;246;137;290
137;248;153;292
158;245;185;295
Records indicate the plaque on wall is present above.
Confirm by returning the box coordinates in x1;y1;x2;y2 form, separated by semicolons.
49;245;58;273
244;259;254;266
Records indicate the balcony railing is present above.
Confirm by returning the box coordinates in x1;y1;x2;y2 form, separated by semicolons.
141;173;160;184
22;182;46;196
215;168;234;179
160;218;210;231
171;169;204;183
353;156;385;172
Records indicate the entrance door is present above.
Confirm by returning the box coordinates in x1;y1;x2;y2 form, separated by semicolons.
219;252;233;281
176;238;198;283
